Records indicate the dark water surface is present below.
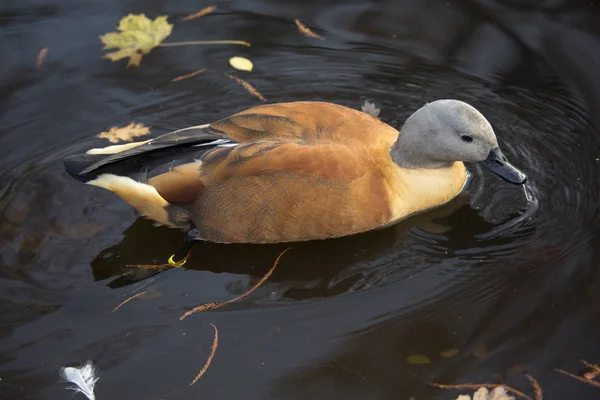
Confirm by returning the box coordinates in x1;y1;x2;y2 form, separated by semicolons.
2;0;600;399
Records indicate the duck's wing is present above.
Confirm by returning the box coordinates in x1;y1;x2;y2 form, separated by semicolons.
146;102;400;209
207;101;398;144
63;124;228;177
64;101;397;178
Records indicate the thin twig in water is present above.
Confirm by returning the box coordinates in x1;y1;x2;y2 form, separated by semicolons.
125;263;174;270
525;374;543;400
180;248;290;320
171;68;207;83
36;47;48;69
294;19;324;40
430;383;533;400
180;6;217;21
225;73;266;102
555;368;600;388
159;40;250;47
190;323;219;386
112;291;147;313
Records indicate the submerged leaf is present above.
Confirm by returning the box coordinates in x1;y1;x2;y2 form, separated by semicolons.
229;56;253;71
96;122;151;143
473;345;488;359
100;14;173;67
406;354;431;365
440;348;460;358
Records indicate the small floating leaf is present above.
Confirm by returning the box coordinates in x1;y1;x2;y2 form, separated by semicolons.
100;14;173;67
180;5;217;22
406;354;431;365
229;56;253;72
440;348;460;358
96;122;151;143
361;100;380;118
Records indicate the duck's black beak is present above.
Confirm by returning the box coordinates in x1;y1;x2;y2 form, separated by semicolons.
480;147;527;184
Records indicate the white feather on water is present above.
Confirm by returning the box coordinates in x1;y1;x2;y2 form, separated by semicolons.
59;360;99;400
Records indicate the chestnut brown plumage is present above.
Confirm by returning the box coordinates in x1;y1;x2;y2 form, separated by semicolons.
64;100;526;244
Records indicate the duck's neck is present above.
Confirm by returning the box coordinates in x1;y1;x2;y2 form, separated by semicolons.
390;136;452;170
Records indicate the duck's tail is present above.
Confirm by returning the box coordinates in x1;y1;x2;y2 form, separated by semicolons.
86;173;176;227
63;124;235;228
63;124;229;182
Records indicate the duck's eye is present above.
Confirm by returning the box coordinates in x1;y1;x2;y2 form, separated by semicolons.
461;135;473;143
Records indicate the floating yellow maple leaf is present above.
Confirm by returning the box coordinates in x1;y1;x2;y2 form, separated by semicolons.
100;14;173;67
96;122;151;143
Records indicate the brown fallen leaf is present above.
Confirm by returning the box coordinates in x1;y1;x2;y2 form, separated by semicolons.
170;68;207;83
180;5;217;22
96;122;151;143
225;73;266;102
112;291;147;313
180;248;289;320
295;19;324;40
190;323;219;385
36;47;48;69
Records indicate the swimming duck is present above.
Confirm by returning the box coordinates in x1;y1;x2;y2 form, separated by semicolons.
64;100;526;244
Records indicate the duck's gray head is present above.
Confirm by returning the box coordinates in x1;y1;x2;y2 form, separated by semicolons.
391;99;526;184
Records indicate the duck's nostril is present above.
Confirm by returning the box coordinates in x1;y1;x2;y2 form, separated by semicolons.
494;160;504;166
